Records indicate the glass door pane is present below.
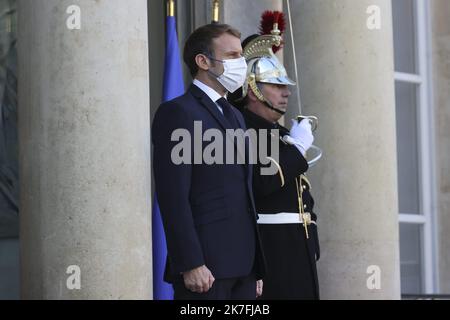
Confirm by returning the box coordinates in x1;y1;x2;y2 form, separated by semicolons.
399;223;423;294
392;0;417;74
395;81;421;214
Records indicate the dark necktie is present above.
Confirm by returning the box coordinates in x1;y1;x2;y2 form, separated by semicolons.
217;97;239;129
217;97;250;167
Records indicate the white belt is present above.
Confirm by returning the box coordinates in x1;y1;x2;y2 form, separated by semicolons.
257;212;317;225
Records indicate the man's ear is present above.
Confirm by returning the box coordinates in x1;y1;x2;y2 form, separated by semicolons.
195;54;209;72
248;87;258;102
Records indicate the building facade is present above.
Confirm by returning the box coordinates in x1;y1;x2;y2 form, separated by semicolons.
0;0;449;299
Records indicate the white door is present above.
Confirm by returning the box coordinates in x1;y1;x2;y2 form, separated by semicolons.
392;0;438;295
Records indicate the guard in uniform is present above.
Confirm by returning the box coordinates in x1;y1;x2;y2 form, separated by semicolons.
229;16;320;300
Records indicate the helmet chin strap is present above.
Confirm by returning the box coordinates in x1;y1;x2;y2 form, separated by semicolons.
247;75;286;115
263;100;286;115
257;89;286;115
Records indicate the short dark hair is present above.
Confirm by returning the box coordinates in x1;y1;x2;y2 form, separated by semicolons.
183;24;241;77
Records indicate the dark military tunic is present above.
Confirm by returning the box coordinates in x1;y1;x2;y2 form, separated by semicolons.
242;109;320;300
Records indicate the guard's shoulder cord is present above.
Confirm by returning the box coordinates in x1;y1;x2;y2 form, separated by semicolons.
300;174;312;190
295;175;311;239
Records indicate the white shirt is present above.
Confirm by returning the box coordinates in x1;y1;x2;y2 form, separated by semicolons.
193;79;225;114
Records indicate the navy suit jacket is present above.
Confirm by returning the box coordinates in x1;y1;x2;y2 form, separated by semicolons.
152;84;265;283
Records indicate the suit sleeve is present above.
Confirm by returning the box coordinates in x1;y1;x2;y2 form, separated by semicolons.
152;102;205;274
253;143;309;197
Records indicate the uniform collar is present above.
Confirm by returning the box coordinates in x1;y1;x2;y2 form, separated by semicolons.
243;108;287;132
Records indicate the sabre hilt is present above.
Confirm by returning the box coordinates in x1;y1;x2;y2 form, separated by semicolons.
296;115;318;132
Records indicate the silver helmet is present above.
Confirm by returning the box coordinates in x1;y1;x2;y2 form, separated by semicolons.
241;31;295;109
247;55;295;86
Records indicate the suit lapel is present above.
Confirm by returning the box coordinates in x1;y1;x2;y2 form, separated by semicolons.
231;105;252;181
234;111;258;218
189;84;250;176
189;84;233;132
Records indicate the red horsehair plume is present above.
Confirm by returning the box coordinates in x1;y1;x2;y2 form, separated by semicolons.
259;10;286;53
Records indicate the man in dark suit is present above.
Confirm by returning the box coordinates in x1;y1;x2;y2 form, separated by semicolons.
152;24;265;300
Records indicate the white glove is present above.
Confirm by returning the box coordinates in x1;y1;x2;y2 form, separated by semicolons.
287;119;314;156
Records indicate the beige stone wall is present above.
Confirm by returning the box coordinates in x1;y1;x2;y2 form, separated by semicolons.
430;0;450;294
18;0;152;299
283;0;401;299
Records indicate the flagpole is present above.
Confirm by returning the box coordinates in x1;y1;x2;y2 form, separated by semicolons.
167;0;175;17
212;0;220;23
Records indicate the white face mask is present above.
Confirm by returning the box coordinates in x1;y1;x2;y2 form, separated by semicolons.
208;56;248;93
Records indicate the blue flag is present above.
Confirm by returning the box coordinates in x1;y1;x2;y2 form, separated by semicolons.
152;14;185;300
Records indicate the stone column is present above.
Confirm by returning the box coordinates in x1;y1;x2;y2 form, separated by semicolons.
430;0;450;294
285;0;401;299
18;0;152;299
